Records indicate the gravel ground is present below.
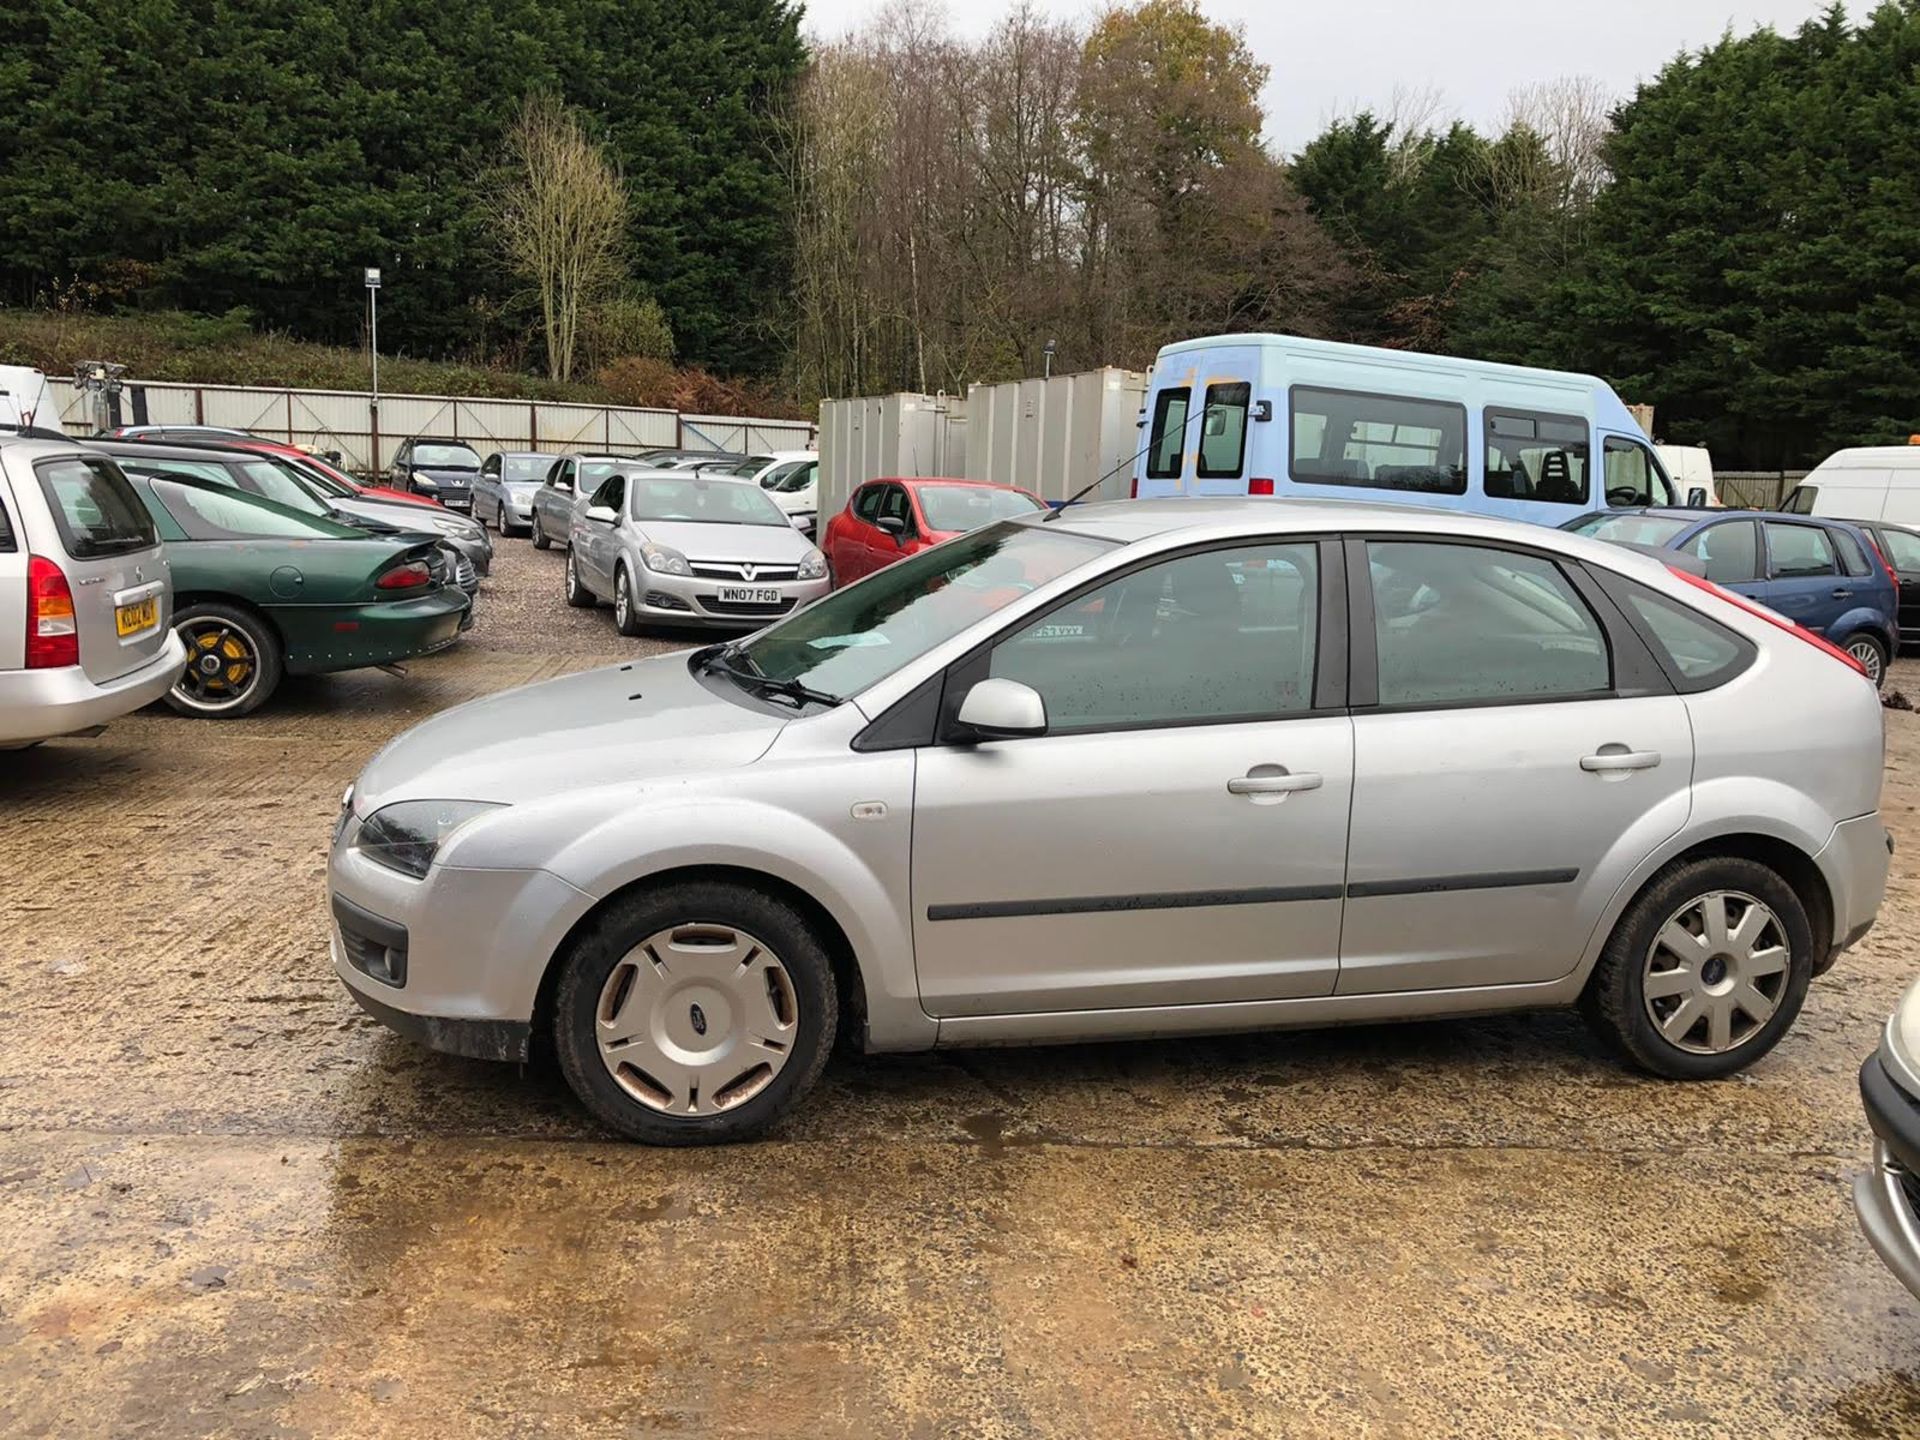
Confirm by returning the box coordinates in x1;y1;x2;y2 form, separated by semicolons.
4;536;1920;1438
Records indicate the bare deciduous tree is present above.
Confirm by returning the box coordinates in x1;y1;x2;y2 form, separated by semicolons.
1504;75;1613;209
487;95;629;382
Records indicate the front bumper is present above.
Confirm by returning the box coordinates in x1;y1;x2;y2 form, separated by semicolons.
1857;1053;1920;1298
0;630;188;744
328;832;598;1062
633;569;831;628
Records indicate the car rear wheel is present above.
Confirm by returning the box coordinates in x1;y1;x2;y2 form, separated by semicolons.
565;550;594;607
552;882;838;1144
166;603;284;719
1844;632;1888;688
614;567;643;636
1582;855;1813;1079
531;512;551;550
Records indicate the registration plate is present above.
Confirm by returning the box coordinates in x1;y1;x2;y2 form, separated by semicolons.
719;586;782;605
114;596;158;637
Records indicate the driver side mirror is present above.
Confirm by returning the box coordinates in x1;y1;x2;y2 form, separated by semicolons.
1687;486;1709;508
584;504;617;525
955;679;1048;741
875;514;906;544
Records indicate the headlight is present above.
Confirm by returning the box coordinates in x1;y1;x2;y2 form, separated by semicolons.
352;799;506;879
426;516;474;538
797;548;828;580
412;474;440;490
1889;975;1920;1083
641;544;693;576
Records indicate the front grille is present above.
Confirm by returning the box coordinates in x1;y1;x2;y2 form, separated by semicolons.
690;562;801;582
701;595;797;617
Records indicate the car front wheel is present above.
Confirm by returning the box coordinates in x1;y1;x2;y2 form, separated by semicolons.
552;882;838;1144
614;567;643;636
1582;855;1813;1079
565;551;594;607
531;512;551;550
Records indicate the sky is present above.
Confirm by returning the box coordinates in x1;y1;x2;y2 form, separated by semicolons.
797;0;1862;152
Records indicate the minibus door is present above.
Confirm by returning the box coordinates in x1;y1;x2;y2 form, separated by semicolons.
1188;351;1262;498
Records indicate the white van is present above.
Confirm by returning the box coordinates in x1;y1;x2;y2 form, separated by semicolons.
1132;333;1677;524
1655;444;1717;507
1783;445;1920;522
0;366;59;433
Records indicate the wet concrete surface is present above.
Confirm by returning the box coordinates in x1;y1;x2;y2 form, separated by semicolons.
6;538;1920;1436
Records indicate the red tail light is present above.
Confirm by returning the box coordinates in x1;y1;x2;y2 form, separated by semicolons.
26;555;79;668
376;560;432;591
1865;535;1899;602
1129;474;1139;499
1248;478;1275;496
1667;564;1868;678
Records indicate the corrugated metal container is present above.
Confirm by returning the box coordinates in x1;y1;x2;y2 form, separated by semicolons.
963;367;1147;502
816;392;967;521
45;378;809;476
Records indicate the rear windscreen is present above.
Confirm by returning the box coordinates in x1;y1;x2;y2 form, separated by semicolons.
33;455;159;558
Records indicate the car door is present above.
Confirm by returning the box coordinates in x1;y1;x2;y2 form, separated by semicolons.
1338;536;1692;994
834;484;885;581
477;453;500;516
1871;524;1920;641
1757;520;1845;630
543;458;575;532
578;475;624;589
911;538;1354;1016
874;483;917;568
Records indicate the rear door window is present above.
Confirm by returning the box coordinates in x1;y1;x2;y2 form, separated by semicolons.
32;455;158;557
1145;388;1190;480
1367;540;1610;707
1196;382;1251;479
1832;528;1871;576
1682;521;1760;584
1763;522;1837;578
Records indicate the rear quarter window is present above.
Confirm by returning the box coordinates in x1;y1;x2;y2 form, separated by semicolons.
1616;584;1755;692
33;455;159;558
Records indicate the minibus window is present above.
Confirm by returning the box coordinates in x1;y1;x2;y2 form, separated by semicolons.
1196;382;1251;479
1289;387;1466;495
1146;388;1190;480
1485;409;1590;505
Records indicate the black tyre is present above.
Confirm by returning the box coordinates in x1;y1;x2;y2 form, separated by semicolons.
564;550;595;608
552;881;838;1145
1581;855;1814;1079
531;512;551;550
167;602;284;718
614;566;643;636
1843;631;1888;689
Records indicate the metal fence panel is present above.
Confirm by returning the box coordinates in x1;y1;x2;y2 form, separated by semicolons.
1716;472;1807;510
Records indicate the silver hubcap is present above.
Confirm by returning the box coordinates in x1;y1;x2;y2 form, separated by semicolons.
594;924;800;1116
1642;890;1790;1054
1848;638;1883;682
617;573;630;624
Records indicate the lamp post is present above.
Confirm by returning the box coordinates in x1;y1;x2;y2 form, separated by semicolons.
1043;338;1057;380
364;268;382;402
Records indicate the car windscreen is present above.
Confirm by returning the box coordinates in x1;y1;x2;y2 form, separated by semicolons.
736;522;1114;699
629;476;790;526
412;444;480;469
146;477;366;541
1564;514;1691;546
33;455;159;557
765;461;817;494
502;456;550;480
917;484;1045;532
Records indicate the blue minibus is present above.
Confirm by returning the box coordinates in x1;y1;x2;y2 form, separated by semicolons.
1131;334;1683;522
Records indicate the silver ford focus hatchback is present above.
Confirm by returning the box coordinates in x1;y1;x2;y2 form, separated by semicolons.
330;500;1890;1144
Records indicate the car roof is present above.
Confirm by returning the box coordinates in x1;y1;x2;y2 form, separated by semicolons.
404;436;479;446
488;450;558;459
91;437;261;464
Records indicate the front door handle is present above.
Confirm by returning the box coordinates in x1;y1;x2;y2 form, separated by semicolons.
1228;771;1323;795
1580;750;1661;773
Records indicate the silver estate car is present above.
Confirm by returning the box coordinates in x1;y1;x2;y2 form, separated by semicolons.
474;450;557;537
564;470;830;633
331;499;1890;1145
0;436;187;746
528;453;627;551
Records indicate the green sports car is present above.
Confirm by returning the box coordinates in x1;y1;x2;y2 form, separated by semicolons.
125;469;472;717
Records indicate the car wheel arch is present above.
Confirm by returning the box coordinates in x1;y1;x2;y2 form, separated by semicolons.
531;862;871;1060
170;591;287;653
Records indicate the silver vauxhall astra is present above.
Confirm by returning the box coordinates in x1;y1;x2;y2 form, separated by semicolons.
330;499;1890;1144
565;469;830;634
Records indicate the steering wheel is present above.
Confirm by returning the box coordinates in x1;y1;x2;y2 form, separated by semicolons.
1607;486;1643;506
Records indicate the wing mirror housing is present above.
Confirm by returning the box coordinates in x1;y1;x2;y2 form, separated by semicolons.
875;515;907;544
584;504;618;525
954;679;1048;741
1686;486;1709;508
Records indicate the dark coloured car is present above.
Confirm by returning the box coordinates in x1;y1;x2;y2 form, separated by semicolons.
1565;507;1899;685
123;472;471;717
389;437;483;512
1836;519;1920;649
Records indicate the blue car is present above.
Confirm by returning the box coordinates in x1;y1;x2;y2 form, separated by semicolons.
1566;508;1897;686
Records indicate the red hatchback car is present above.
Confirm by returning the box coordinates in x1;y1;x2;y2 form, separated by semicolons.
823;477;1046;585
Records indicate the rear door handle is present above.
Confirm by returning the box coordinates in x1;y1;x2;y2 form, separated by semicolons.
1228;772;1323;795
1580;750;1661;773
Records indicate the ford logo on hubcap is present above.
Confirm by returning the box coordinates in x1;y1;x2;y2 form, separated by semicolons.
689;1003;708;1036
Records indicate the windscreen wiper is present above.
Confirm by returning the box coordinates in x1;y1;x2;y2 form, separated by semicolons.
695;644;841;709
